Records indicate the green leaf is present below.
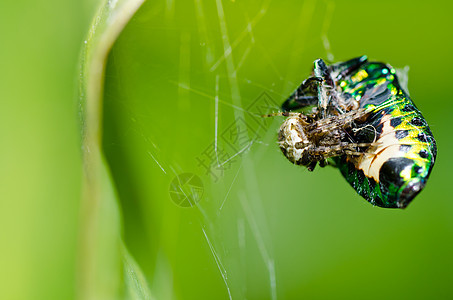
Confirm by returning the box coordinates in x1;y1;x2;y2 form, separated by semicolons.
78;0;152;299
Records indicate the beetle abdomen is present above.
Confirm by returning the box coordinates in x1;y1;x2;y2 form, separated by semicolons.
334;60;436;208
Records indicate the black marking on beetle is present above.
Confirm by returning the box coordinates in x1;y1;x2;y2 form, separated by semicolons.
395;130;409;140
351;124;377;144
373;123;384;136
410;117;425;127
417;132;428;143
419;149;429;159
390;117;402;128
414;165;422;174
400;144;412;153
401;104;416;113
379;157;414;191
360;83;393;107
379;106;398;116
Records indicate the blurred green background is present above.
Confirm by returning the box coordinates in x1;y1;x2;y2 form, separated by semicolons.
1;0;453;299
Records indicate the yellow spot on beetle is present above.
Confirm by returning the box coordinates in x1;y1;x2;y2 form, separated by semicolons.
352;70;368;82
400;165;412;182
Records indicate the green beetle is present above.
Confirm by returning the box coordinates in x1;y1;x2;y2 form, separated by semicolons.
269;56;436;209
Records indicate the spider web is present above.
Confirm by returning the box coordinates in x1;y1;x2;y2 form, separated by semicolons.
104;0;337;299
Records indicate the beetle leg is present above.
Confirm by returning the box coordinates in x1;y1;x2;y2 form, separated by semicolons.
313;59;333;118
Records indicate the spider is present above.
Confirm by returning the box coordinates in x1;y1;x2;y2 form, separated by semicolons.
264;58;377;172
264;108;375;171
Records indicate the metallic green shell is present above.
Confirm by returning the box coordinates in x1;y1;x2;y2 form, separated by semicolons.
332;58;436;208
